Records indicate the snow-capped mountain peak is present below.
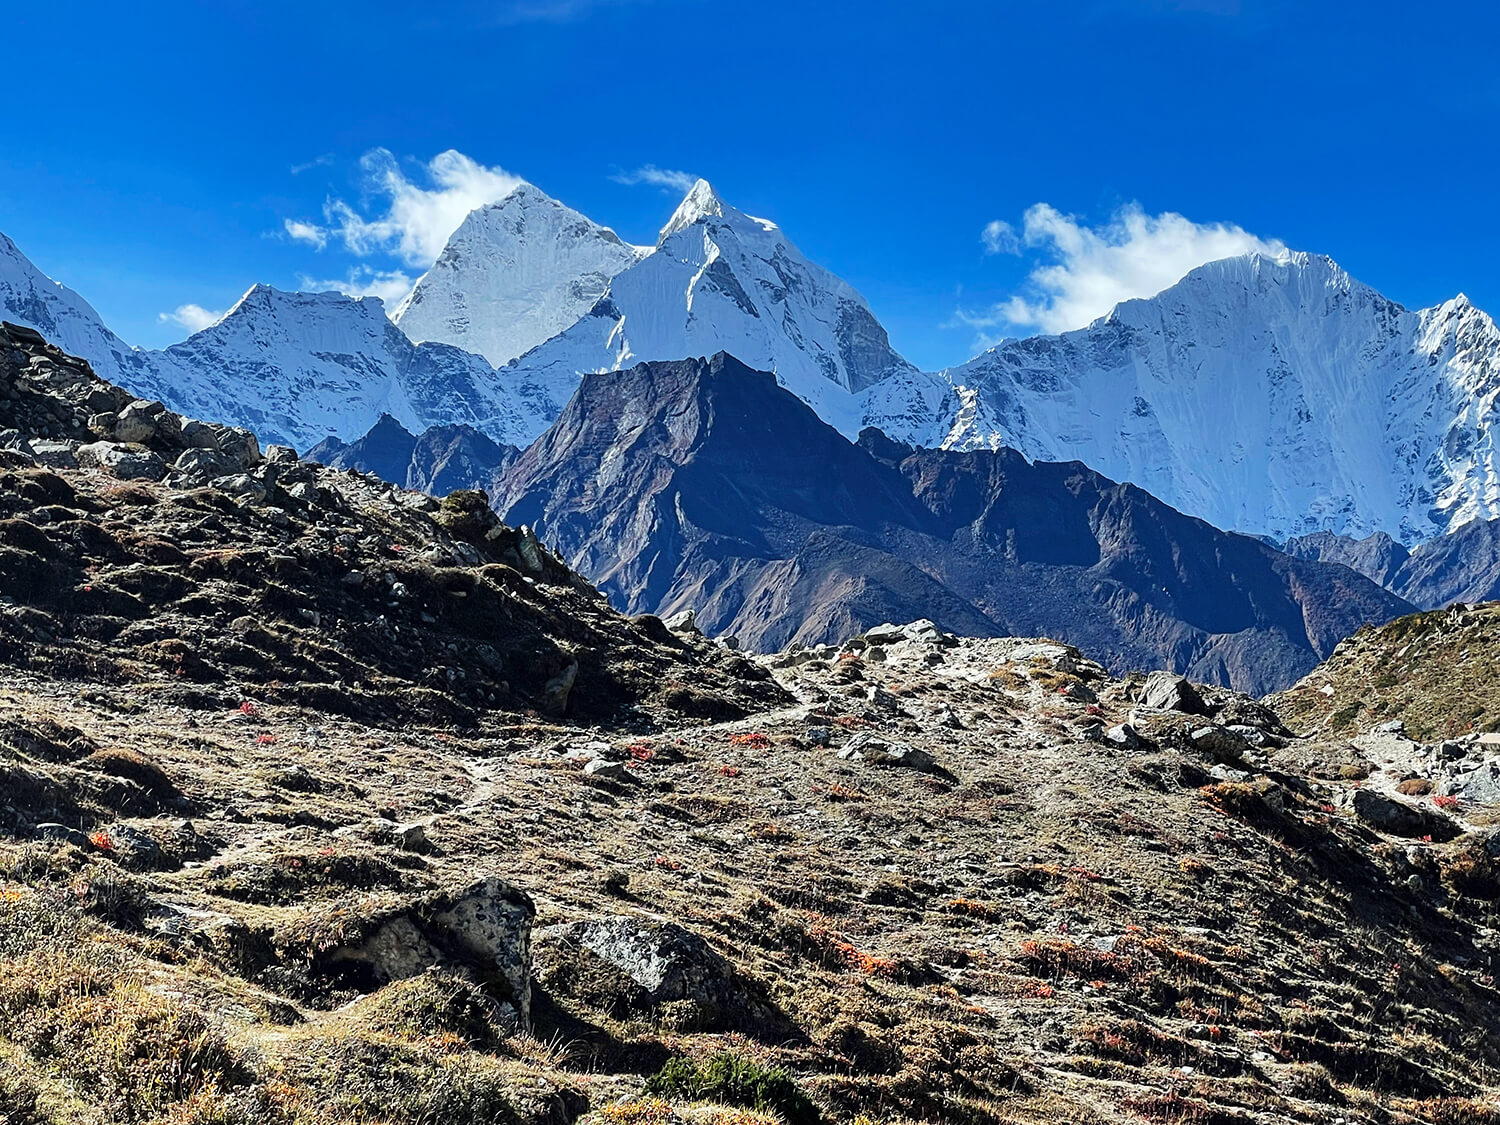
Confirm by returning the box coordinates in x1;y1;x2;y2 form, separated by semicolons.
936;249;1500;544
0;230;152;389
392;183;647;366
501;179;930;444
658;178;730;242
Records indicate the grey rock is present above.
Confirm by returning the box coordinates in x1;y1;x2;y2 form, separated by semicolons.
537;916;771;1031
1141;671;1206;714
432;877;535;1029
839;731;936;771
76;441;167;481
264;444;299;464
1105;723;1142;750
1374;719;1407;735
1352;789;1456;839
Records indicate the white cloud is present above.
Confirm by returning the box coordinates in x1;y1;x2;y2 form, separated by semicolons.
960;202;1286;338
283;219;328;250
298;266;416;309
981;219;1020;256
285;149;523;268
611;164;700;193
157;304;226;334
290;153;334;175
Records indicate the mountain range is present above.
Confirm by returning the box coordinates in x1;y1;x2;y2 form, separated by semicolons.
487;352;1411;695
4;177;1500;687
5;181;1500;550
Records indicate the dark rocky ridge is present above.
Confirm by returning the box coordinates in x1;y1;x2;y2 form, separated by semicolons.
0;322;784;728
307;413;521;497
1285;521;1500;610
488;352;1415;696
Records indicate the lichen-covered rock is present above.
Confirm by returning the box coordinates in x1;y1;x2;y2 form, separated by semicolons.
536;916;776;1032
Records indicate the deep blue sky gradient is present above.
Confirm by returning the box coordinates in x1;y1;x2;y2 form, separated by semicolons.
2;0;1496;368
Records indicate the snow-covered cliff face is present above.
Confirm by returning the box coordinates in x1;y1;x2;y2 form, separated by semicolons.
392;184;647;366
0;237;559;451
133;286;559;450
935;252;1500;544
502;179;935;441
0;232;155;390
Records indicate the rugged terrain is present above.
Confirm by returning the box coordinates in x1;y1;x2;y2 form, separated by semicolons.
490;353;1411;695
5;327;1500;1125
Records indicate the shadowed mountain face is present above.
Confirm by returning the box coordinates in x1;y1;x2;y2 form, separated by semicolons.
491;353;1414;695
308;414;520;496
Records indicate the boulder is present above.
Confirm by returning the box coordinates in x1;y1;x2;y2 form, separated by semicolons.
838;731;936;771
536;916;774;1031
76;441;167;482
324;877;535;1031
1141;671;1206;715
1352;789;1458;840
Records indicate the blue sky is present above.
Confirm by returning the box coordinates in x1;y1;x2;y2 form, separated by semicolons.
2;0;1496;370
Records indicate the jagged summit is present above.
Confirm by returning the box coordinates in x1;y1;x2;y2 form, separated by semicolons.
393;184;646;366
503;182;923;442
657;178;729;242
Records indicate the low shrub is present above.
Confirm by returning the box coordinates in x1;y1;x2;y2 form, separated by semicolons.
645;1053;820;1125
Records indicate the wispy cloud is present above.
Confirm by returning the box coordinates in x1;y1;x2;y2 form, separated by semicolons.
980;219;1020;256
290;153;334;176
611;164;699;193
956;202;1285;342
298;266;417;309
283;219;328;250
157;303;226;334
486;0;649;24
284;149;523;268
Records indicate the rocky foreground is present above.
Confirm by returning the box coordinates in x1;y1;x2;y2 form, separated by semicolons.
5;323;1500;1125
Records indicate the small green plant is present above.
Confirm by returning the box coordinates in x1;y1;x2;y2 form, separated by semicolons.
644;1053;820;1125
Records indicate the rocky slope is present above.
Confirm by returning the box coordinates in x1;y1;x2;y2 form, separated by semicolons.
491;353;1413;696
936;252;1500;545
7;329;1500;1125
0;320;780;730
393;184;648;366
1270;600;1500;743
